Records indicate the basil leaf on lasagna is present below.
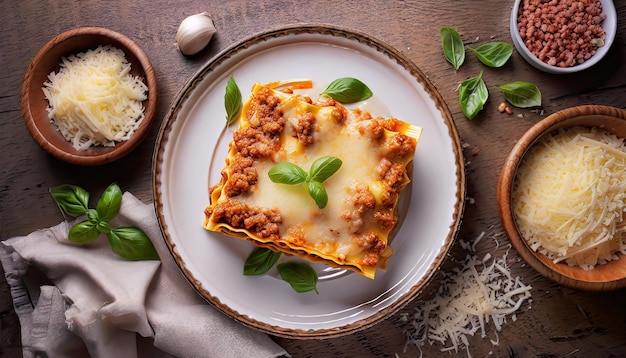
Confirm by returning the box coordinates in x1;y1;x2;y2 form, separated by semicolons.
308;156;342;183
268;162;307;184
307;180;329;209
321;77;373;103
224;75;242;125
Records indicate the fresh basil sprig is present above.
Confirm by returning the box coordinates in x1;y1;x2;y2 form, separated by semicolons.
225;75;242;125
244;247;282;275
321;77;373;103
268;156;342;209
470;42;513;68
277;261;319;294
50;183;159;261
459;71;488;120
441;27;465;70
496;81;542;108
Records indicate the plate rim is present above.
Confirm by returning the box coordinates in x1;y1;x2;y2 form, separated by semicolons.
152;23;466;339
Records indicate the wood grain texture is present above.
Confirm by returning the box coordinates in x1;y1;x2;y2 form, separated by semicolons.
1;0;625;357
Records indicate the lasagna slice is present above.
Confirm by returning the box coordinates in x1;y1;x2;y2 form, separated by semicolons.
204;80;422;279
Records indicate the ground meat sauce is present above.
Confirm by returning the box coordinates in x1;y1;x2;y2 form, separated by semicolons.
518;0;606;68
385;133;417;158
207;201;282;240
295;112;316;146
234;86;284;159
223;154;257;197
319;98;348;124
366;117;385;140
213;86;285;238
354;232;386;266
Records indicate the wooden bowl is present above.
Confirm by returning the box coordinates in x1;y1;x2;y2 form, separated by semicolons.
497;105;626;291
21;27;158;166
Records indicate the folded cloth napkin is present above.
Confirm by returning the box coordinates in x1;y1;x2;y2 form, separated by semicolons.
0;192;288;358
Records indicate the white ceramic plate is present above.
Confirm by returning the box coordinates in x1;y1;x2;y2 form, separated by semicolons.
153;25;465;338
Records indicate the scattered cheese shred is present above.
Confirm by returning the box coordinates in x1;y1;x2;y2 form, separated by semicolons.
512;126;626;269
42;45;148;150
403;232;532;358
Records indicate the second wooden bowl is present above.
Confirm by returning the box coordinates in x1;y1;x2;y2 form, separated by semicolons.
21;27;158;166
497;105;626;291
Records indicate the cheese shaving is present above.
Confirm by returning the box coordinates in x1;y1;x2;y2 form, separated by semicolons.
512;126;626;269
403;232;532;358
42;45;148;150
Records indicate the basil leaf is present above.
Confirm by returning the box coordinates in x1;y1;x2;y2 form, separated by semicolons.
470;42;513;68
68;220;100;243
459;71;488;120
321;77;373;103
85;208;112;233
308;156;342;183
86;208;100;223
50;184;90;217
106;227;159;261
496;81;542;108
96;183;122;222
307;181;328;209
244;247;282;276
225;75;242;125
277;262;319;294
268;162;307;185
441;27;465;70
96;221;112;234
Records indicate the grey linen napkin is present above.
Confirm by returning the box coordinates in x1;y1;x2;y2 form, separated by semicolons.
0;192;288;358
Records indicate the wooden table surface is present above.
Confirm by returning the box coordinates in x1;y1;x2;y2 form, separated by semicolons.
1;1;625;357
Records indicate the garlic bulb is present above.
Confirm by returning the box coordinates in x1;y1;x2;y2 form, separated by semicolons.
176;12;217;56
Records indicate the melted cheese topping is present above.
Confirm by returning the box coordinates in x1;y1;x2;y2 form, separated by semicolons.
42;45;148;150
512;126;626;269
204;81;422;279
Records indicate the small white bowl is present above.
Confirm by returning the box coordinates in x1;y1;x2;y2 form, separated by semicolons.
510;0;617;74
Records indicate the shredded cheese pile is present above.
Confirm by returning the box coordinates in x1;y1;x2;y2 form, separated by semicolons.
403;232;532;358
512;126;626;269
42;45;148;150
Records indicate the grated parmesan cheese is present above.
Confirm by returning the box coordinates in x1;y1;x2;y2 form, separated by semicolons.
512;126;626;269
42;45;148;150
403;232;532;358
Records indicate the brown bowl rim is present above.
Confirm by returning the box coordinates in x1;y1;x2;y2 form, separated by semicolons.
20;26;158;166
497;105;626;291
